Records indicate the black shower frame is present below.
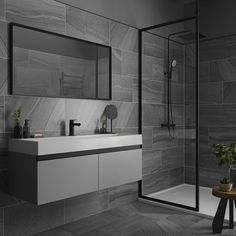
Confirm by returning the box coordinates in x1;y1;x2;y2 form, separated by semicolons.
138;8;199;211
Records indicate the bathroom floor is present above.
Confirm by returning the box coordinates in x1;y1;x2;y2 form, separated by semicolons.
34;200;236;236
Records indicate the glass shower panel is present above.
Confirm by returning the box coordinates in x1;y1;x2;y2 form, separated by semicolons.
141;18;198;209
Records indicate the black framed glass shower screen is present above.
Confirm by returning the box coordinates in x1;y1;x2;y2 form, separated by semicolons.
139;16;199;211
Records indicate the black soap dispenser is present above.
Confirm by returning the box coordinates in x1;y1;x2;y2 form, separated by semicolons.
23;119;31;138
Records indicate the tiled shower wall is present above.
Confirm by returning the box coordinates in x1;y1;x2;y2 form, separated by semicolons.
186;36;236;187
142;32;186;195
0;0;140;235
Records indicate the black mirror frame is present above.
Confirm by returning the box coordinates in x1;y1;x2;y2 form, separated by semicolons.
9;22;112;101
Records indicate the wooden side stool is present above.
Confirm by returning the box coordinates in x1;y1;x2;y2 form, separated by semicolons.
212;186;236;234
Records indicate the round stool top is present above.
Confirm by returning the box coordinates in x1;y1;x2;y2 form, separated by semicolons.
212;186;236;200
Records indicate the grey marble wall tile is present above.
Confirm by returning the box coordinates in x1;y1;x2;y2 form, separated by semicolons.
142;79;163;104
226;35;236;58
121;51;138;78
0;106;3;133
112;102;138;129
185;166;196;185
132;78;139;103
142;104;165;127
142;32;165;59
0;0;5;19
209;59;236;82
112;49;122;75
0;20;8;59
65;190;108;223
199;62;209;82
200;104;236;127
7;0;66;34
142;148;162;176
108;182;138;209
142;55;164;82
0;58;8;95
142;127;152;149
208;127;236;145
223;81;236;103
143;167;184;195
152;127;184;149
185;64;196;84
185;105;196;126
85;12;110;45
199;82;222;104
5;96;65;133
163;82;184;105
185;43;195;66
4;201;64;236
110;22;138;53
162;147;184;170
66;6;109;45
66;6;86;40
200;38;228;62
199;167;226;188
185;140;196;168
112;75;133;102
172;105;184;126
185;84;195;105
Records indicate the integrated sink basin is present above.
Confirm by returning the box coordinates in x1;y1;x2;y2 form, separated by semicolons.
9;134;142;156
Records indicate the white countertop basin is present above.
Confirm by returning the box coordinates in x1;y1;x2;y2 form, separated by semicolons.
9;134;142;156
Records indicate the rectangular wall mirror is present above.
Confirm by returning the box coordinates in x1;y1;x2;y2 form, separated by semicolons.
10;23;111;100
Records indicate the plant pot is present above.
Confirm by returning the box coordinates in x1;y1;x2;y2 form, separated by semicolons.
219;183;233;192
14;123;23;139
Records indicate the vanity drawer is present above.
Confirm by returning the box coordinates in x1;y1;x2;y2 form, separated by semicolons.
99;149;142;190
38;155;98;205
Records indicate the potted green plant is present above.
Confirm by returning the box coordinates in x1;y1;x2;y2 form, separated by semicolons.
212;143;236;192
12;106;23;138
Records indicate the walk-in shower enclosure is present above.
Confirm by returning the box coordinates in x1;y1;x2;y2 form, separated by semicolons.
139;16;199;211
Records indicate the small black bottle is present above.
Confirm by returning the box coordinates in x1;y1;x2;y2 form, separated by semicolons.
23;119;31;138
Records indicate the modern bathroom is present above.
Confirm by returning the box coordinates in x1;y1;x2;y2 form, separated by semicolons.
0;0;236;235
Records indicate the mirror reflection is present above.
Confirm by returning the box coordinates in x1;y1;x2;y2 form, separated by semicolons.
11;24;111;100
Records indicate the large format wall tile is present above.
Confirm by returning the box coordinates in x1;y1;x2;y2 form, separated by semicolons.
0;58;8;95
0;0;5;19
142;32;165;59
200;104;236;127
4;201;64;236
142;79;163;104
199;82;222;104
209;59;236;82
66;6;86;40
224;81;236;103
112;75;133;102
142;148;162;176
200;38;228;62
142;167;184;195
66;6;109;45
110;22;138;53
0;20;8;59
5;96;65;132
6;0;66;34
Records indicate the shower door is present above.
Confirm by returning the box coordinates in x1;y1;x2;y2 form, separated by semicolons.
139;17;199;211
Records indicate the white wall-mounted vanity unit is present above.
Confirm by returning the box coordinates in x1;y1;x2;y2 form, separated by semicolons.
9;134;142;205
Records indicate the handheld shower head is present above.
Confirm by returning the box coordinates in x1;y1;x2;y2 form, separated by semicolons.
171;60;177;68
169;59;176;79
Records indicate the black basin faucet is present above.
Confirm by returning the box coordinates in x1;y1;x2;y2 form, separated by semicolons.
69;119;81;136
